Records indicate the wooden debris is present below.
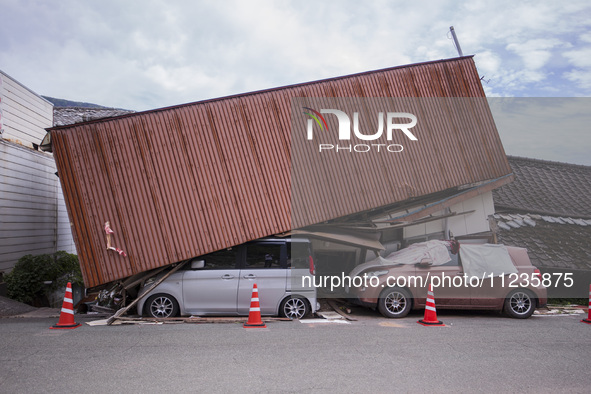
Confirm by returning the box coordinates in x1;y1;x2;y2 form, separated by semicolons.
106;260;189;325
121;267;167;291
90;305;116;314
326;299;357;321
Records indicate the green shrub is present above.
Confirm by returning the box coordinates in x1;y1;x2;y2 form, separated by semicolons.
5;251;83;305
548;298;588;306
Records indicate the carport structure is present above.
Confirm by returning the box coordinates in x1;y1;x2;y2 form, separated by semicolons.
47;56;513;288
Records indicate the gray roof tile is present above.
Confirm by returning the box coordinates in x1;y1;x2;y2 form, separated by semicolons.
53;107;134;127
493;214;591;270
493;156;591;218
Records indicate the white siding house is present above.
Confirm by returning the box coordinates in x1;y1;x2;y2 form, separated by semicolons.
0;70;75;273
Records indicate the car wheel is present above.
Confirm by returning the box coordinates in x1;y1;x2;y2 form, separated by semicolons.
145;294;179;318
378;287;412;318
280;296;309;320
504;289;535;319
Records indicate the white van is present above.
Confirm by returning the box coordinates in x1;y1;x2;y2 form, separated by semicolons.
137;237;317;319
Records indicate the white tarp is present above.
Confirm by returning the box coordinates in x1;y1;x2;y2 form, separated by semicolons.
459;244;518;278
382;240;452;266
349;240;451;277
348;256;392;278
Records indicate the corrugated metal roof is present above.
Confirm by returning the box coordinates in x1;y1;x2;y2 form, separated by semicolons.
289;95;512;227
49;56;513;288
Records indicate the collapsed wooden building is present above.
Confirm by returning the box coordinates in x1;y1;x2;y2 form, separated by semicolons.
46;56;513;288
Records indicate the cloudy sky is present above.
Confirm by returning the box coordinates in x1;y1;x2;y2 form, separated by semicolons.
1;0;590;163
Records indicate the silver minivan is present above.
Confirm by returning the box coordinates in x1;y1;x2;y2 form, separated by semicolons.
137;237;317;319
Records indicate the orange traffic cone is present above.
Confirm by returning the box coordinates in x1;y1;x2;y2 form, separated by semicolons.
50;282;81;329
244;283;267;328
581;284;591;325
418;283;444;326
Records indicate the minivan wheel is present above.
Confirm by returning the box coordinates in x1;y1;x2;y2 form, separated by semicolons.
504;290;535;319
378;287;412;318
145;294;179;318
280;296;309;320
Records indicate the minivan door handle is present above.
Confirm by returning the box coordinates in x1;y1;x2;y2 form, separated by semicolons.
221;274;235;280
243;274;257;279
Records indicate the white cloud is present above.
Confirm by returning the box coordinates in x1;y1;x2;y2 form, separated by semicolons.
506;39;565;70
562;46;591;90
1;0;591;110
475;51;501;75
1;0;590;163
564;70;591;90
563;47;591;68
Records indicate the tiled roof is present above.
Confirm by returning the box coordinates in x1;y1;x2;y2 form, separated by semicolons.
493;156;591;219
53;107;134;127
491;213;591;270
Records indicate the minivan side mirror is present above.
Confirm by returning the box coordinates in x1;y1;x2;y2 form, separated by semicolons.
417;258;433;267
191;260;205;269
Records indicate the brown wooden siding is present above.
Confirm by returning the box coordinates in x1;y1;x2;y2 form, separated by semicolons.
50;56;512;287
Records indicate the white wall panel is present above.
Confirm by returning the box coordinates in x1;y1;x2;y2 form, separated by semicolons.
448;192;494;236
403;192;495;240
0;71;75;273
0;71;53;147
0;141;75;272
56;187;76;253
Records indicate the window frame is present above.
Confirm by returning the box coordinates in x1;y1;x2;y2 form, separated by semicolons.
240;241;287;269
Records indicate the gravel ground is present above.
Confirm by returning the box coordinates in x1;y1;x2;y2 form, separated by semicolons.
0;295;37;317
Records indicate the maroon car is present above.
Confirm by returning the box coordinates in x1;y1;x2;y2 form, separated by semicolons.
346;241;547;319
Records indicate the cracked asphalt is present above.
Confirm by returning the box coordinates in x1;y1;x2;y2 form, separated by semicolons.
1;309;590;393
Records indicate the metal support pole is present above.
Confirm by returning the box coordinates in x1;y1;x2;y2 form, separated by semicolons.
450;26;464;57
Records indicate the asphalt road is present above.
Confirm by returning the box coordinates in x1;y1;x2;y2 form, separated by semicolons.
0;311;589;393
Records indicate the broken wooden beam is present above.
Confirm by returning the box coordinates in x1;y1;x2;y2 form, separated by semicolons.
327;299;358;321
106;260;189;325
